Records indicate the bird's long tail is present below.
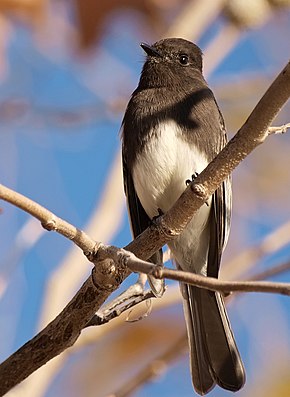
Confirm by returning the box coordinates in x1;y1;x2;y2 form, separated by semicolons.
181;284;245;395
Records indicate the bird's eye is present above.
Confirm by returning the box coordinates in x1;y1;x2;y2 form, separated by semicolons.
179;54;189;65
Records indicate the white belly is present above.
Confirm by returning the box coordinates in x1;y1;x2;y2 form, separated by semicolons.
132;121;211;275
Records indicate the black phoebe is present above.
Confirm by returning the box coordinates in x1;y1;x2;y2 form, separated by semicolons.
121;38;245;395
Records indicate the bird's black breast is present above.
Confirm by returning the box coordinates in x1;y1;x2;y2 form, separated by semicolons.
121;83;225;170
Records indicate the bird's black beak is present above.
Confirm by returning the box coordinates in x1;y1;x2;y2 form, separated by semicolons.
140;42;161;58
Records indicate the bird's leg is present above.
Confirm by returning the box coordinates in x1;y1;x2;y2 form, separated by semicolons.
151;207;164;224
186;172;209;206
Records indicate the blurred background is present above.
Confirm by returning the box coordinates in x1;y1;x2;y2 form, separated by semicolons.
0;1;290;396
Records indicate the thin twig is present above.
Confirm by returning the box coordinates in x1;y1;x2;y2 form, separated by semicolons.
86;289;155;327
268;122;290;135
38;149;125;330
0;184;96;254
112;248;290;296
153;267;290;296
78;255;290;329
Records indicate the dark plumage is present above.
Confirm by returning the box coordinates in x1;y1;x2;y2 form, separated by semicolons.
121;38;245;394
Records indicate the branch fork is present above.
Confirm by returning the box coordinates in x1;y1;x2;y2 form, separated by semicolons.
87;244;290;297
87;243;138;291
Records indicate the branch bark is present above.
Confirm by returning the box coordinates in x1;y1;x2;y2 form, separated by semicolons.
0;61;289;395
0;184;97;253
96;245;290;296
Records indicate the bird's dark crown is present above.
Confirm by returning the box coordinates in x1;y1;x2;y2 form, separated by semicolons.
142;38;203;72
138;38;204;90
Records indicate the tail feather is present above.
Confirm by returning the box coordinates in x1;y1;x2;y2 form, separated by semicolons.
181;284;214;395
182;284;245;395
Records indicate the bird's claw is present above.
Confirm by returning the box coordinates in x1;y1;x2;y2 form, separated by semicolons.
151;208;164;224
185;172;209;206
185;172;199;186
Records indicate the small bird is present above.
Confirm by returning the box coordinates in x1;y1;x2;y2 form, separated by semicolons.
121;38;245;395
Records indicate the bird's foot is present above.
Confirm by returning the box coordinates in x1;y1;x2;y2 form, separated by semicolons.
185;172;199;186
185;172;209;206
151;208;164;225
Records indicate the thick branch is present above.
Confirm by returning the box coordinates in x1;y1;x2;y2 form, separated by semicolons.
0;277;112;396
0;61;289;395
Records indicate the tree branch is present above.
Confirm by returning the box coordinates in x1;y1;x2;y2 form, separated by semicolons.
0;61;289;396
95;245;290;296
85;253;290;329
0;184;97;254
153;267;290;296
86;289;155;327
268;122;290;135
